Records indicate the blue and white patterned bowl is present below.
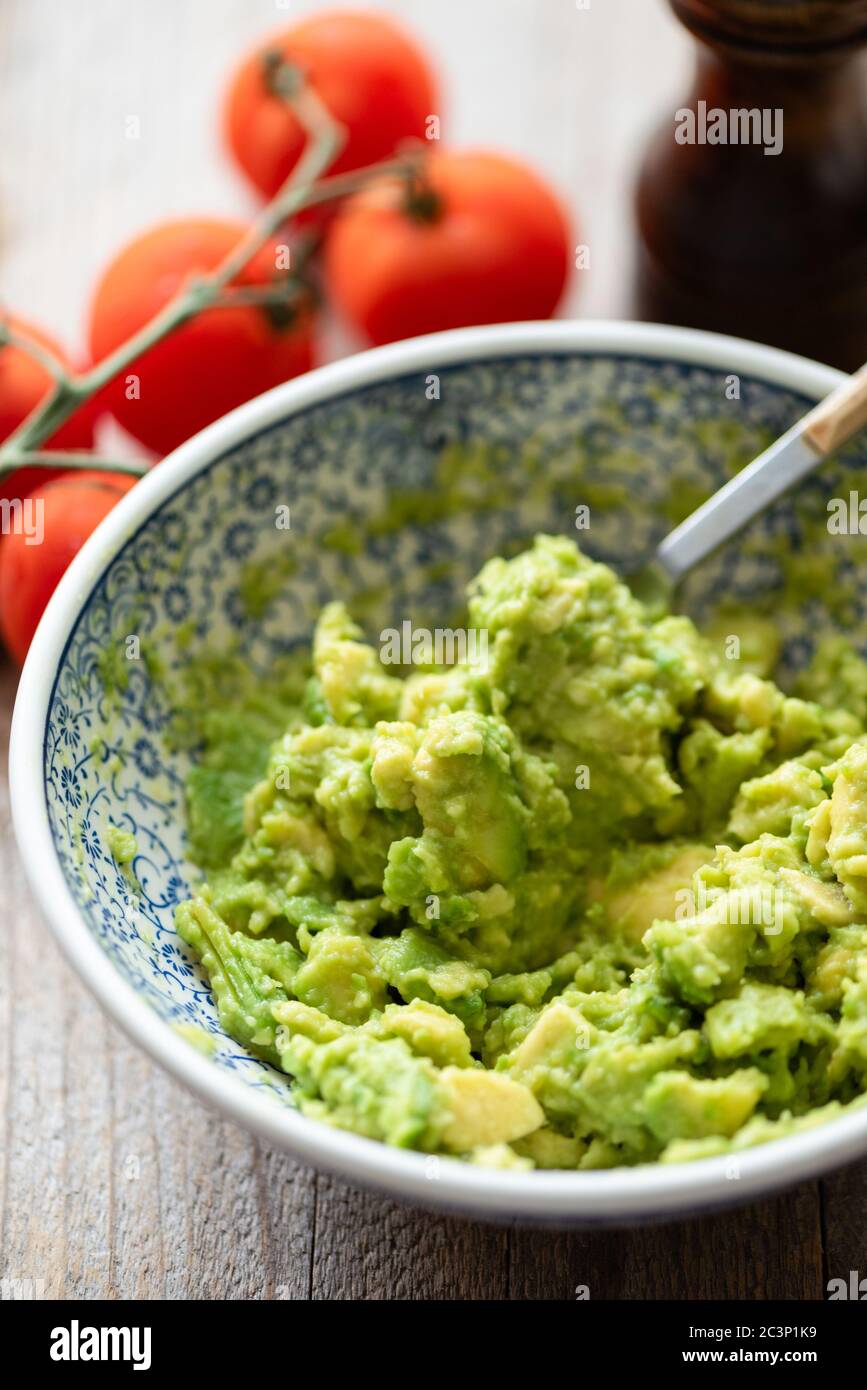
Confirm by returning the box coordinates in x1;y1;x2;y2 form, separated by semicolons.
12;322;867;1224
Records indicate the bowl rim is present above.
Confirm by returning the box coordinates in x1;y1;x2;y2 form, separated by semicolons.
11;317;864;1224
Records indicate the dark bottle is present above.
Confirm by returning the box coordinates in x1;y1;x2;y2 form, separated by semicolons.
634;0;867;370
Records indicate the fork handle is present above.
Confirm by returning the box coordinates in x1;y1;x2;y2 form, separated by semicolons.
655;359;867;584
803;361;867;454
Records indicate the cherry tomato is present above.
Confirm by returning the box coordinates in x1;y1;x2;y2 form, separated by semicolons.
224;10;439;201
0;470;137;666
87;218;316;456
0;313;100;509
324;150;572;345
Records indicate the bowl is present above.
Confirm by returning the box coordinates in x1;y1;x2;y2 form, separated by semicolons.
11;320;867;1225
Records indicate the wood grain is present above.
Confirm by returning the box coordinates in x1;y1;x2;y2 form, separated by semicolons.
1;0;865;1302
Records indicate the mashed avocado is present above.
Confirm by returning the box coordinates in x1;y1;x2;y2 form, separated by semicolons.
176;536;867;1168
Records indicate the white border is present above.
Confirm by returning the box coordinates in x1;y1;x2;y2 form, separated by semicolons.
11;320;862;1224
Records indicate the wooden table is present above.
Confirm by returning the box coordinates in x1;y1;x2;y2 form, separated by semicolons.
2;0;865;1301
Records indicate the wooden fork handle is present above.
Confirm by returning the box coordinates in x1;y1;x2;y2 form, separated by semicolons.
803;361;867;456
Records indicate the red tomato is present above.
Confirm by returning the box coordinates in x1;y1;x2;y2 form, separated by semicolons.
0;313;99;508
224;10;439;201
87;218;316;456
0;470;137;666
324;150;572;345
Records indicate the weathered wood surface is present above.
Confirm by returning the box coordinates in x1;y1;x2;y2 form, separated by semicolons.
1;0;864;1300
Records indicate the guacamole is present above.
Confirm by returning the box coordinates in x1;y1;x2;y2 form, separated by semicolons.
176;536;867;1168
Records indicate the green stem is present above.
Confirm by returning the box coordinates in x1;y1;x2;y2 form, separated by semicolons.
13;380;89;447
0;78;347;465
0;450;148;481
0;102;427;479
0;322;72;385
279;149;424;214
213;85;343;287
209;281;310;311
